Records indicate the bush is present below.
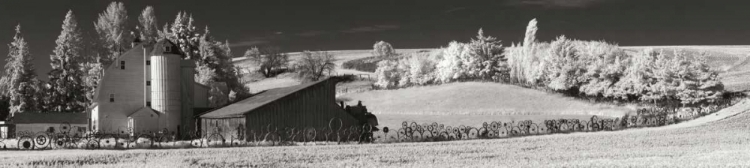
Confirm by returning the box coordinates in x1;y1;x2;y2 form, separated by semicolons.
341;56;388;72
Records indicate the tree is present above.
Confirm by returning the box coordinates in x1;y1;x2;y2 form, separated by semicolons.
244;46;289;77
4;25;40;115
48;10;87;113
197;27;250;101
163;11;200;60
296;51;336;81
137;6;159;43
467;28;506;81
94;1;130;67
373;41;395;57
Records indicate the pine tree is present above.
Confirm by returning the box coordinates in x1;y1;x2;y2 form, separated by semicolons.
138;6;158;43
94;1;129;67
48;10;87;113
164;12;200;60
4;25;40;115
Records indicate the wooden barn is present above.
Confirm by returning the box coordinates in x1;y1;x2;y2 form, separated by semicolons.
198;77;364;141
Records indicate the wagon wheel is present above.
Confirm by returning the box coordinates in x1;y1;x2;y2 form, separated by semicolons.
483;122;489;129
135;134;153;148
85;139;100;149
52;133;70;148
487;130;497;138
18;136;34;150
305;128;317;142
99;134;117;149
405;127;413;137
397;128;406;140
432;122;439;130
410;122;418;130
527;124;539;135
34;132;50;149
59;122;71;134
468;128;479;139
590;122;601;131
478;128;488;138
426;125;434;132
458;125;466;134
438;124;445;131
422;131;433;140
329;118;343;132
448;133;457;140
412;131;422;141
491;122;501;132
206;133;224;147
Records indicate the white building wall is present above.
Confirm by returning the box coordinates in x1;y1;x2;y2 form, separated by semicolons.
151;53;182;132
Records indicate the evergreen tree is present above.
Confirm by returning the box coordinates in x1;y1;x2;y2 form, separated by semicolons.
4;25;40;115
94;1;129;67
48;10;87;113
164;12;200;60
138;6;159;43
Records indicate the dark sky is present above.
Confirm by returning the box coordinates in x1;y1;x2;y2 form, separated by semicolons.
1;0;750;79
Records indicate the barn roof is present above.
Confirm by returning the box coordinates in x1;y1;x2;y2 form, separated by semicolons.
200;78;332;118
12;112;88;124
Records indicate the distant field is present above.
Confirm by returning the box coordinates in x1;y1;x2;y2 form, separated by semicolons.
340;82;631;116
2;100;749;167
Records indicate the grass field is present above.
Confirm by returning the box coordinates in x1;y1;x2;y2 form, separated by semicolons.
338;82;631;128
1;100;748;167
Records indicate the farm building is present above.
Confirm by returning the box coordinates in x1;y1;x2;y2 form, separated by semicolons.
199;77;377;141
5;112;88;138
90;39;217;137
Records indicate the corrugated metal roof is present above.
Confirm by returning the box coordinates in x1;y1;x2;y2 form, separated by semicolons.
200;78;331;118
12;112;88;124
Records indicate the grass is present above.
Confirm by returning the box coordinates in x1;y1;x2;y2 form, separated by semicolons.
1;100;749;167
339;82;632;116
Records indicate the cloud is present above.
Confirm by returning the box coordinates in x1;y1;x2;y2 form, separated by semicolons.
506;0;611;8
228;39;270;47
341;24;400;33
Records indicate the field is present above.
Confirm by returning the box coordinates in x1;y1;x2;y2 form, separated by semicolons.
338;82;631;128
1;100;748;167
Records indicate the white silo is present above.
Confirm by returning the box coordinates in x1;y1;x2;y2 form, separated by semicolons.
150;43;182;133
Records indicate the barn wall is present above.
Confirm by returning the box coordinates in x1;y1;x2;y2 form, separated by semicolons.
243;79;360;141
15;123;88;136
96;45;148;132
201;117;245;140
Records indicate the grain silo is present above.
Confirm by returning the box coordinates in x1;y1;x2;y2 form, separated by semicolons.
150;42;182;132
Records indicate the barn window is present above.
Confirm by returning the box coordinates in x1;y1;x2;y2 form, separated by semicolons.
146;101;151;107
146;81;151;86
120;61;125;69
164;46;172;53
146;60;150;65
109;94;115;102
47;127;55;133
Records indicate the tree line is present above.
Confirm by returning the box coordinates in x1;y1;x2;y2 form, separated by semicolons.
373;19;725;107
1;2;250;118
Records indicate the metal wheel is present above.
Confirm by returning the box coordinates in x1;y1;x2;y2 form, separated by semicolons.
18;136;34;150
85;139;100;149
60;122;71;134
305;127;317;142
468;128;479;139
34;132;50;149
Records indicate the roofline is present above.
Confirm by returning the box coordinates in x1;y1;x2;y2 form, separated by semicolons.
199;77;341;118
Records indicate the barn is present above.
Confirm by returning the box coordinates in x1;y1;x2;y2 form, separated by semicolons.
8;112;88;138
199;77;369;141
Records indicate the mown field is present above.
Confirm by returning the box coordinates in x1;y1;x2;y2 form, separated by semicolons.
1;100;748;167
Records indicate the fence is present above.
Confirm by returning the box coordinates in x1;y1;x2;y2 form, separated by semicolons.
0;96;742;150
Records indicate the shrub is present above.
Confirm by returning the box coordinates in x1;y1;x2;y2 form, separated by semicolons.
373;41;395;57
341;56;388;72
295;51;336;81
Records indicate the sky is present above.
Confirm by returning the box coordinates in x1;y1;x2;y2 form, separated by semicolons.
1;0;750;79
